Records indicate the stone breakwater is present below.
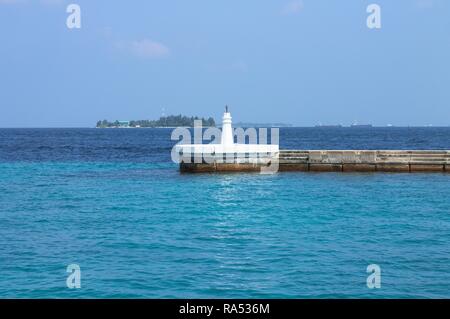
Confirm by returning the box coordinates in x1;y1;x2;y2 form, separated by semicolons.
180;150;450;173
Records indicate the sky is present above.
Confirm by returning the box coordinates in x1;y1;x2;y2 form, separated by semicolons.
0;0;449;127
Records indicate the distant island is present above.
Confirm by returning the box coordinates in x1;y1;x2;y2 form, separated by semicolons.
96;115;215;128
233;122;292;128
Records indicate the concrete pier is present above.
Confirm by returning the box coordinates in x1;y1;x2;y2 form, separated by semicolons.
180;150;450;173
176;108;449;173
278;150;450;173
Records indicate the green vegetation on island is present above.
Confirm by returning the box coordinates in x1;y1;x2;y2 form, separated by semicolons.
96;115;215;128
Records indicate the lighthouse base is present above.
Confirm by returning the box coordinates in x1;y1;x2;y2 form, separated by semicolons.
180;162;265;173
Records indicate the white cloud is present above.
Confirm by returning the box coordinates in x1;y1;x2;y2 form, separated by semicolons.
281;0;304;15
416;0;434;8
413;0;448;10
415;0;445;9
130;39;170;59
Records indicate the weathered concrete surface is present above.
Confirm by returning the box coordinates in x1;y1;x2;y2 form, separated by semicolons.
376;164;410;172
278;163;309;172
180;162;261;173
343;163;377;172
180;163;216;173
180;150;450;173
309;164;343;172
410;164;444;172
215;163;261;172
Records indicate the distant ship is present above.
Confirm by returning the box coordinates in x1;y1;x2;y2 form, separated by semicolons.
315;123;342;128
350;121;372;128
350;124;373;128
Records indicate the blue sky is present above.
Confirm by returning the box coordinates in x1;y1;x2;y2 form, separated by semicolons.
0;0;449;127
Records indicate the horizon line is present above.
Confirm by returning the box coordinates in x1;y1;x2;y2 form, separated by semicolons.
1;125;450;129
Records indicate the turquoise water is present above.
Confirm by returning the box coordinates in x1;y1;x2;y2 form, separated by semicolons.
1;161;449;298
1;128;450;298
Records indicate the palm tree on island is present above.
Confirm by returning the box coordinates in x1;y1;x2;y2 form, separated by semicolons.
96;115;215;128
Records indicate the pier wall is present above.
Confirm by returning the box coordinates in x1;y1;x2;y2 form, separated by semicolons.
278;150;450;173
180;150;450;173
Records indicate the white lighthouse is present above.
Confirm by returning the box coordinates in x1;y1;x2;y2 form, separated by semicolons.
220;105;233;145
175;106;279;171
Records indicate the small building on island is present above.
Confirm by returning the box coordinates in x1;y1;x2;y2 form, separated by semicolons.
117;121;130;128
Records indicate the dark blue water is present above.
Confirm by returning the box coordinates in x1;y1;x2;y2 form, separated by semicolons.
1;127;450;162
0;128;449;298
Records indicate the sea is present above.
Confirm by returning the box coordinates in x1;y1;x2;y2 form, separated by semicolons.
0;127;449;298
